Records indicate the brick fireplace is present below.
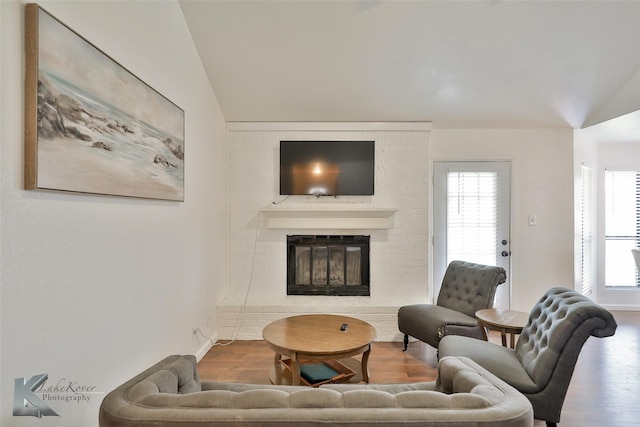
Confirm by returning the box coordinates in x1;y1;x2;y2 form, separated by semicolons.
287;235;370;296
221;123;429;342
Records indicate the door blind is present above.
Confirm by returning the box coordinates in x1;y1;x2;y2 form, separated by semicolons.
446;171;498;266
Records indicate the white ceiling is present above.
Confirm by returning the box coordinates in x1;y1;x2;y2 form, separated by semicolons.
179;0;640;140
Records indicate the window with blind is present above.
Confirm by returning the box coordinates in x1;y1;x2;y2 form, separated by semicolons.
604;170;640;288
446;171;498;266
580;166;593;296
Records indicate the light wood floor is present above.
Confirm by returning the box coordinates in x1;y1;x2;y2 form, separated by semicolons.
198;311;640;427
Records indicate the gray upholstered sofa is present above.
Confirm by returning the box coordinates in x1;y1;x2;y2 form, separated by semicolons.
99;354;533;426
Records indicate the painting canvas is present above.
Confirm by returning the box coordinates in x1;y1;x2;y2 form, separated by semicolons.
25;4;185;201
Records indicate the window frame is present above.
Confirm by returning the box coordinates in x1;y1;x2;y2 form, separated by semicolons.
603;169;640;288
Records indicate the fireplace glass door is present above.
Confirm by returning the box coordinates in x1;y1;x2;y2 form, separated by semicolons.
287;235;369;296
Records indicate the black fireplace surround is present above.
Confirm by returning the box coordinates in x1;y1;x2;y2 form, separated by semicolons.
287;235;370;296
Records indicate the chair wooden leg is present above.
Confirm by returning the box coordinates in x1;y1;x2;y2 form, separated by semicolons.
403;334;409;351
546;422;557;427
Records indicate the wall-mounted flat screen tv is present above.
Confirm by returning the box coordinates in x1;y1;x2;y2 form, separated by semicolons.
280;141;375;196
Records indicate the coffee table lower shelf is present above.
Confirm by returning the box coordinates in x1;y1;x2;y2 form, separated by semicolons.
270;357;362;387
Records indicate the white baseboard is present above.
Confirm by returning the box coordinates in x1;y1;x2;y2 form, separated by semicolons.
194;333;217;362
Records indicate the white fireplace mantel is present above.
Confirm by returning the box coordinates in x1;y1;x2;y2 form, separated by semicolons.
259;206;398;229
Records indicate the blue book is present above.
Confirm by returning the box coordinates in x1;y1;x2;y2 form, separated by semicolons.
299;363;340;384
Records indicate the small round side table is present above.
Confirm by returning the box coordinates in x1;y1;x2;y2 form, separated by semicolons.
475;308;529;349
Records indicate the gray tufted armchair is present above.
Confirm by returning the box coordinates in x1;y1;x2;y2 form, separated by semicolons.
397;260;506;350
438;287;617;427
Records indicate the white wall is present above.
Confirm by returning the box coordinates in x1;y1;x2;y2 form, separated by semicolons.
221;123;430;341
430;129;576;312
0;1;609;423
0;0;4;420
0;2;227;426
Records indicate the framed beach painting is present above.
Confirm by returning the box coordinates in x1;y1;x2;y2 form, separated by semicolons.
24;4;185;201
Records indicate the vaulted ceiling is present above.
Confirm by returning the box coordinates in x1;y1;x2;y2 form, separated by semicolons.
179;0;640;140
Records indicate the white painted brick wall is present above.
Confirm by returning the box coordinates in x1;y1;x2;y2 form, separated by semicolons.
216;305;406;342
223;124;431;341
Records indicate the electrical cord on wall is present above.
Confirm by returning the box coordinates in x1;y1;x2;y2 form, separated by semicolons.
210;209;262;347
272;195;291;205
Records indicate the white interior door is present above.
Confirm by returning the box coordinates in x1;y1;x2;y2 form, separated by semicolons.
433;161;511;309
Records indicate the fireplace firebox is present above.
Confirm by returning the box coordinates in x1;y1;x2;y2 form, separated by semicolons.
287;235;370;296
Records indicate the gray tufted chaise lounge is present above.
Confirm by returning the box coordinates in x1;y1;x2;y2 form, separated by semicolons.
438;287;617;427
398;260;506;350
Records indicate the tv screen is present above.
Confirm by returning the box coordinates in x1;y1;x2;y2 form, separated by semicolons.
280;141;375;196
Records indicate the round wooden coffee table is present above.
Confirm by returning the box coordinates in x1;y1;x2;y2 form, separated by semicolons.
262;314;376;386
476;308;529;349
